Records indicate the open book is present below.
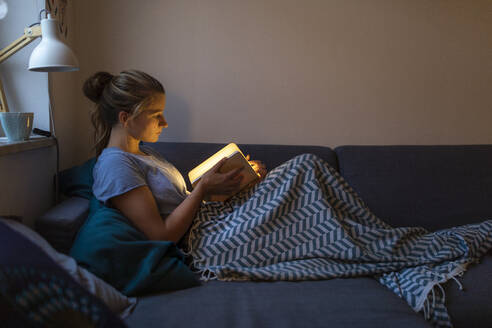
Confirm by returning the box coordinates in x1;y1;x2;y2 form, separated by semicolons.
188;143;259;201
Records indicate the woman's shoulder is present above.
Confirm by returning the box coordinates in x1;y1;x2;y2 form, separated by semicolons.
92;147;148;203
94;147;143;176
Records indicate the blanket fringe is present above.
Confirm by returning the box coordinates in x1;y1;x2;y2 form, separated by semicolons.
420;262;469;325
200;269;218;281
422;283;447;321
182;216;220;281
416;262;468;313
450;276;463;291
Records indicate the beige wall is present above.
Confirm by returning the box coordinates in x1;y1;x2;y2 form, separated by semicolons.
49;0;81;170
66;0;492;164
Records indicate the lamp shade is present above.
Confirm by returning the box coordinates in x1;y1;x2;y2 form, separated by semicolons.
28;14;79;72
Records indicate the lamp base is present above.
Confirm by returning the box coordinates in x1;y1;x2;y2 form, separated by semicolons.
0;112;34;141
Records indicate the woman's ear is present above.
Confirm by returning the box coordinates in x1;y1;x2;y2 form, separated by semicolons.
118;111;130;125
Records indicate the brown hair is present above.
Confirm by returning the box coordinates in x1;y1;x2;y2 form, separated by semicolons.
83;69;165;156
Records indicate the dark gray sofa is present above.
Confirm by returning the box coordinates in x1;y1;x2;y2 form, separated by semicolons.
36;142;492;328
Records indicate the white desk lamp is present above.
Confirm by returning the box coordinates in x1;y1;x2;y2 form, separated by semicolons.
0;9;78;141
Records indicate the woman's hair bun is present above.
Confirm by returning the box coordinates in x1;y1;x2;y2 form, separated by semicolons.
83;71;114;103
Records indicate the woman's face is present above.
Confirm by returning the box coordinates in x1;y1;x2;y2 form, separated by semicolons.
127;93;167;142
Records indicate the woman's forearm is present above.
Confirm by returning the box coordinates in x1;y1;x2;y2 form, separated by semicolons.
159;183;206;243
158;160;243;242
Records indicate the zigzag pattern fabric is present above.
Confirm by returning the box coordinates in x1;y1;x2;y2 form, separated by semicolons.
184;154;492;327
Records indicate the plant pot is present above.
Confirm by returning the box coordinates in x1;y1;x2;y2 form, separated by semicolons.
0;112;34;142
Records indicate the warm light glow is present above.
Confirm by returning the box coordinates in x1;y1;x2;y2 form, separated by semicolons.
189;143;260;201
188;143;244;185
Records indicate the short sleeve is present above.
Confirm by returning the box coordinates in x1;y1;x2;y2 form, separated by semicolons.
92;150;147;205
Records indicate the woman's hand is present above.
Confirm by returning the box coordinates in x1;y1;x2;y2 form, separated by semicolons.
245;155;267;180
197;158;244;197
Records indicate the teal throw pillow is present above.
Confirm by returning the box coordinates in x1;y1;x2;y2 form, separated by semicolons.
59;157;97;200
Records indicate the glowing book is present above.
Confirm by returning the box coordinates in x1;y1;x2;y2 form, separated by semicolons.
188;143;259;201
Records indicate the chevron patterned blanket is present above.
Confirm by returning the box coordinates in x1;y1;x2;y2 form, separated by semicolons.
184;154;492;327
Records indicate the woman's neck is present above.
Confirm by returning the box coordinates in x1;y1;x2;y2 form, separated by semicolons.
107;127;142;155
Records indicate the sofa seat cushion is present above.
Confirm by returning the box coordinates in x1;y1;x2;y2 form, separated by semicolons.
125;278;430;328
335;145;492;231
446;254;492;328
144;142;338;190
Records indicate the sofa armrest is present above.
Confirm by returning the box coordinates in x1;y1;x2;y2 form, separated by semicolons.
35;196;90;254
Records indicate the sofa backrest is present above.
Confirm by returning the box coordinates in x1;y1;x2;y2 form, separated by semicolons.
335;145;492;231
39;142;492;253
144;142;338;190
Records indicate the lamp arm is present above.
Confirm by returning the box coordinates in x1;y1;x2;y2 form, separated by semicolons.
0;25;42;64
0;25;41;112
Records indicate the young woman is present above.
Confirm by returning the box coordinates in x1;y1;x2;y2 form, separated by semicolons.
84;69;266;243
81;70;492;327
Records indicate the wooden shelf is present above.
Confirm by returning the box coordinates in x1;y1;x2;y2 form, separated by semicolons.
0;136;56;156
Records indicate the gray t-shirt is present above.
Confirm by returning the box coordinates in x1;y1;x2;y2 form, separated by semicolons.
92;146;189;218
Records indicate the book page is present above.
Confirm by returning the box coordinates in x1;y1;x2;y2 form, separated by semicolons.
188;143;259;201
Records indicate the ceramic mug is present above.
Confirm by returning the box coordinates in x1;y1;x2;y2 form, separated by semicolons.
0;112;34;141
